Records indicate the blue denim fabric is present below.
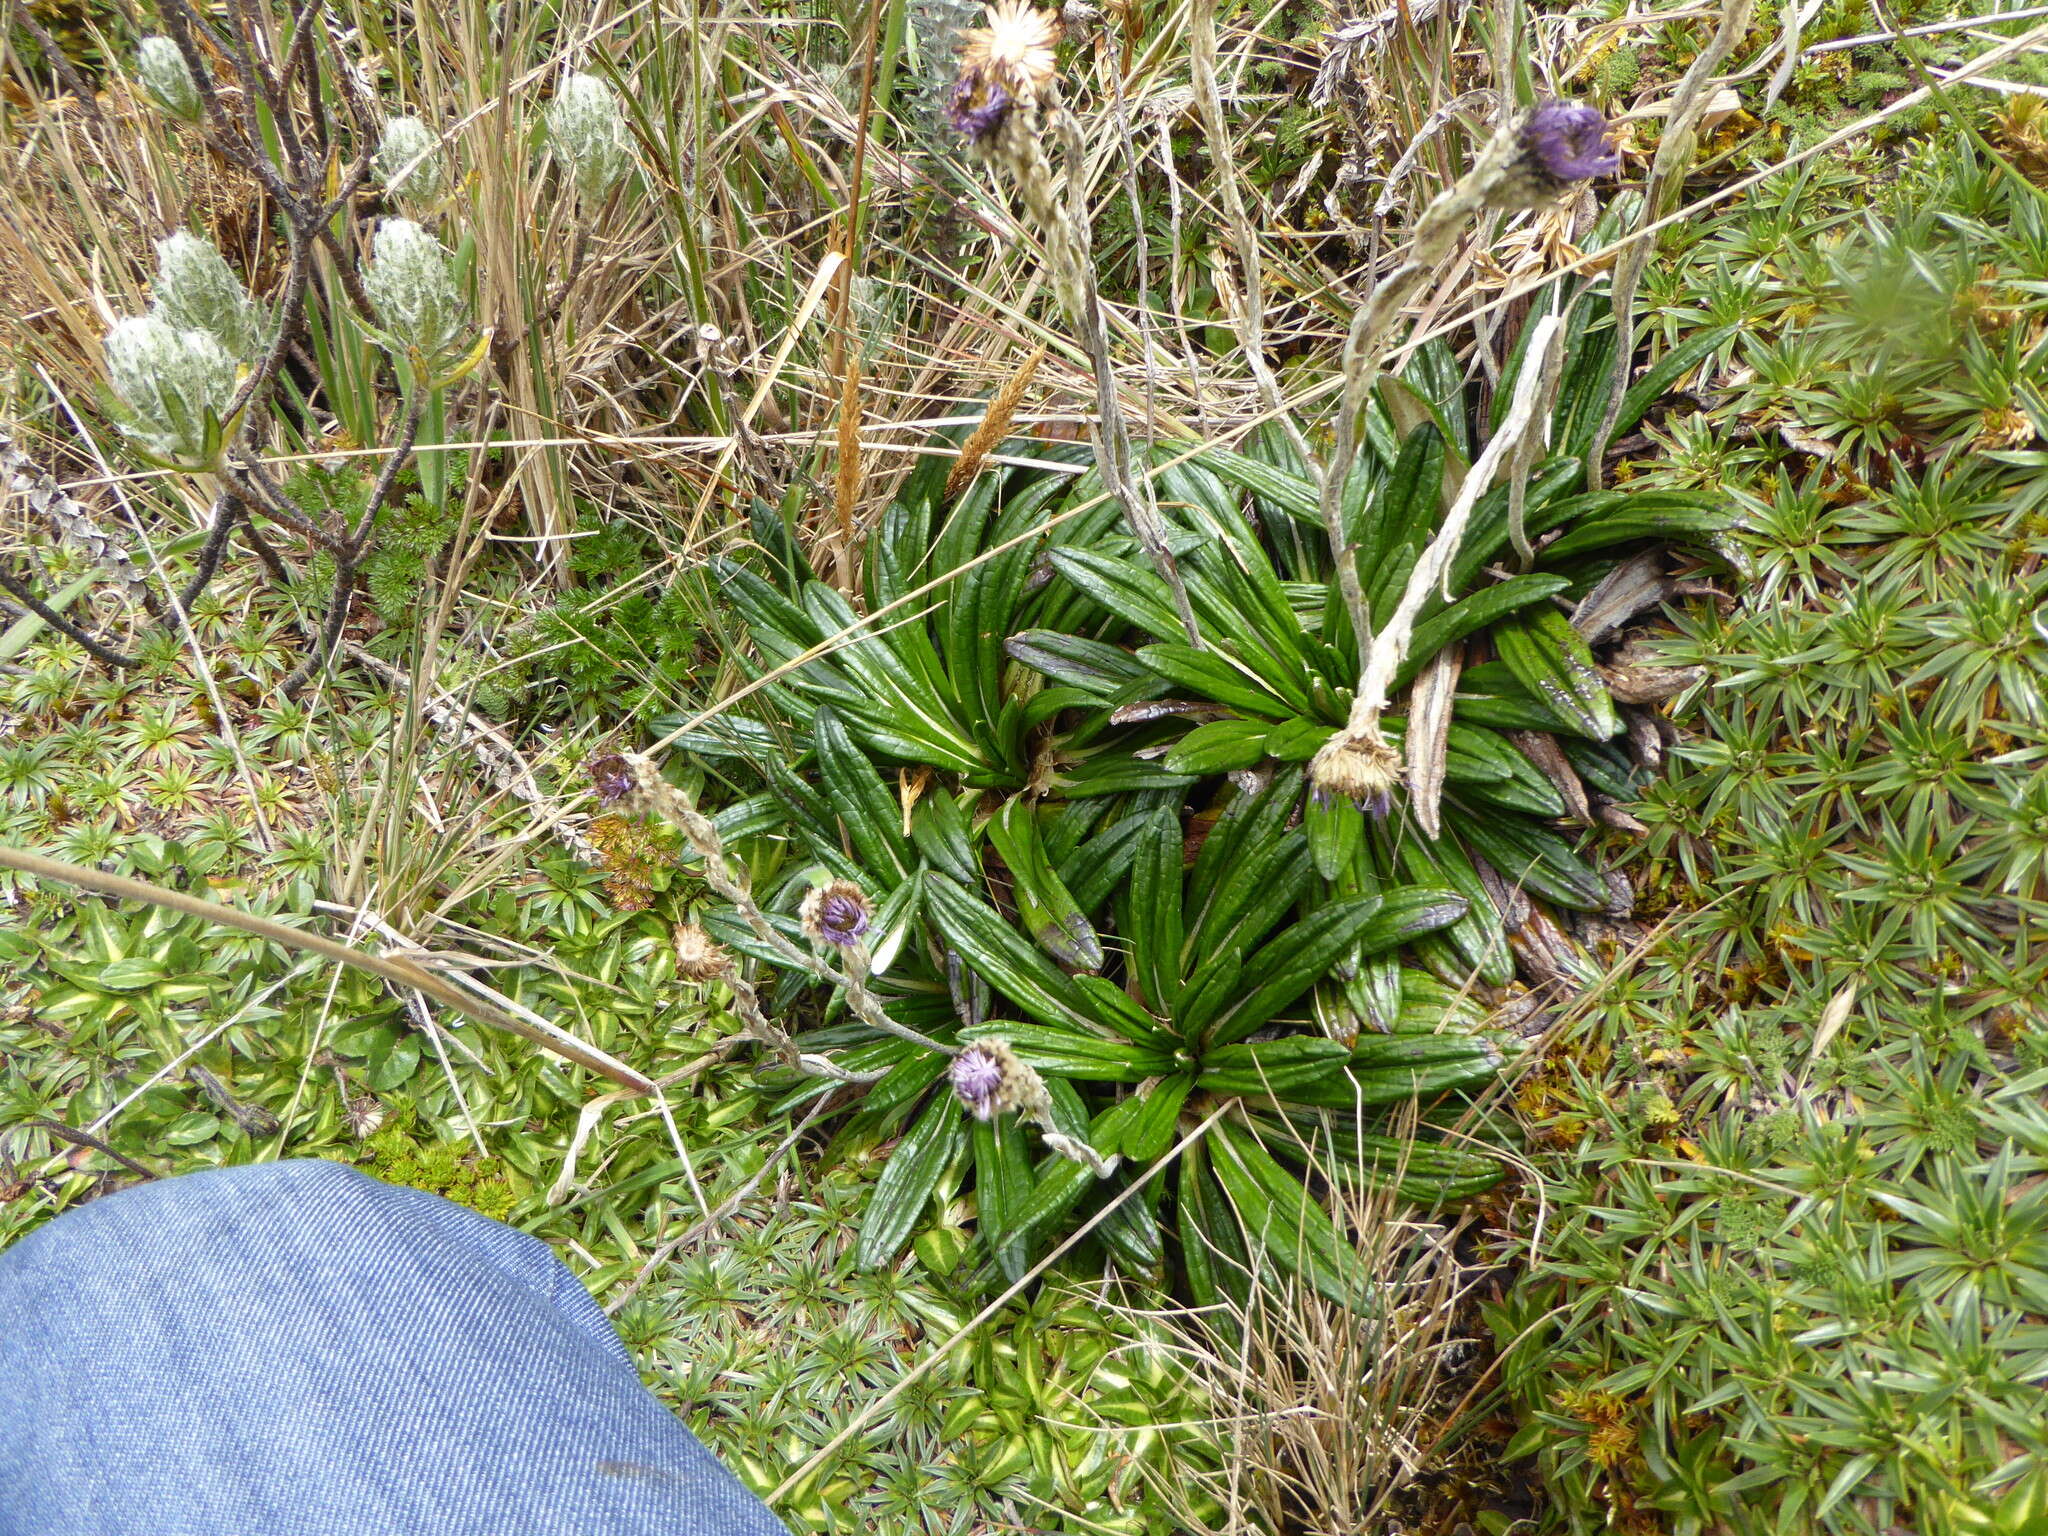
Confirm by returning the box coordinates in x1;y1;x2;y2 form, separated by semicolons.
0;1159;788;1536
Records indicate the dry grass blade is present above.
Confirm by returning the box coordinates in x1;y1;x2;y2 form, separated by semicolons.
0;845;654;1092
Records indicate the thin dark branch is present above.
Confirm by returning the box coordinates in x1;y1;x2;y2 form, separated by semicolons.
11;8;109;131
29;1121;162;1181
172;495;242;612
280;557;356;698
0;564;142;668
348;394;426;551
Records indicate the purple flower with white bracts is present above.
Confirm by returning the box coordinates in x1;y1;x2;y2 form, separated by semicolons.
948;68;1012;143
949;1040;1014;1119
1519;101;1620;185
588;753;635;807
800;879;872;948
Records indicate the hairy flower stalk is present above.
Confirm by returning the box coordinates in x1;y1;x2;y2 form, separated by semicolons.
102;315;236;467
136;36;200;122
374;116;443;203
949;1039;1117;1175
546;71;633;200
673;920;882;1084
949;2;1199;644
1316;101;1617;657
589;753;951;1062
1311;103;1612;815
153;233;265;361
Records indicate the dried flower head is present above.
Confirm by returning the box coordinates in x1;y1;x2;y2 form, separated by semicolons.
153;233;264;360
375;116;443;202
950;1038;1024;1119
546;72;633;200
362;218;468;363
1309;734;1403;820
1519;100;1620;187
137;36;201;123
102;315;236;466
800;879;872;949
949;1;1060;144
673;922;733;981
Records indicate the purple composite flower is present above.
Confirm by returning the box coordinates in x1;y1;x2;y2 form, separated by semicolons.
1520;101;1620;185
800;879;872;948
947;69;1012;144
589;753;635;807
949;1041;1011;1119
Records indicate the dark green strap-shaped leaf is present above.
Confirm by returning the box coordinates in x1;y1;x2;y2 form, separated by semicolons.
1124;810;1186;1015
858;1092;965;1266
1053;752;1202;798
960;1020;1172;1081
1054;811;1148;914
1209;1119;1365;1305
1194;897;1383;1045
1447;806;1610;912
1283;1039;1503;1107
911;790;980;888
812;708;913;885
1119;1074;1193;1161
1305;786;1365;881
1396;574;1572;691
1095;1174;1167;1278
1049;546;1185;642
1164;719;1272;777
1191;447;1320;523
1187;834;1313;972
924;873;1138;1038
1134;644;1293;718
974;1114;1036;1283
1006;630;1153;698
1195;1036;1353;1097
1356;426;1445;631
1385;821;1514;987
1179;1143;1251;1309
989;797;1105;973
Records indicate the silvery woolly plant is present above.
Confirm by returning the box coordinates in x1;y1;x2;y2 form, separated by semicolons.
374;116;444;204
1;0;479;689
546;72;634;201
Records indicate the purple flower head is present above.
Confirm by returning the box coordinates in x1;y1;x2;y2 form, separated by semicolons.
947;68;1012;144
1520;101;1619;184
589;753;635;807
949;1040;1014;1119
800;879;872;948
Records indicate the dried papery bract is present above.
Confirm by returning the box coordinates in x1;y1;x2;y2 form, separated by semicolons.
374;116;444;203
153;233;265;361
948;2;1199;643
547;72;633;201
136;36;200;123
362;218;469;367
102;315;236;468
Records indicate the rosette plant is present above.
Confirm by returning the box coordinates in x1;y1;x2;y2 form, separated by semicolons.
654;294;1730;1300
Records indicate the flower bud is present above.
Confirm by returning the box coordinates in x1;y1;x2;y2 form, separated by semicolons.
374;116;443;203
153;233;264;360
137;36;201;123
362;218;467;362
103;314;236;465
1500;100;1620;209
546;72;632;199
799;879;872;949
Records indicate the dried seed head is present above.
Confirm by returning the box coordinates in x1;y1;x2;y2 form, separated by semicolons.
362;218;468;362
800;879;873;948
950;1038;1024;1120
375;116;443;203
153;233;264;360
1309;734;1403;820
546;72;633;200
137;36;201;123
673;922;733;981
949;1;1060;145
102;314;236;466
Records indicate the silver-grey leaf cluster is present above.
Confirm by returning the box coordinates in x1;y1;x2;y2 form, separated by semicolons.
545;72;632;200
136;36;201;123
102;315;235;465
374;116;443;203
153;233;265;361
362;217;469;363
